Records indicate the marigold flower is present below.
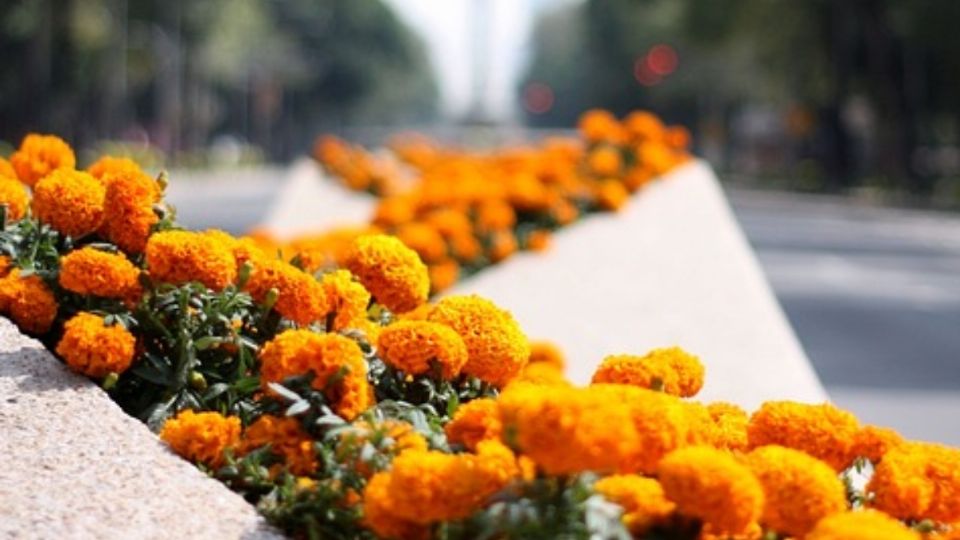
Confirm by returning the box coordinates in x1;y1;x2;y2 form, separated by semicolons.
592;347;705;397
59;247;140;299
658;446;764;535
806;510;920;540
747;401;860;471
578;109;625;144
99;167;161;253
366;440;519;525
55;312;136;378
244;259;328;325
377;320;468;379
239;415;317;475
395;223;447;264
588;146;624;177
10;133;76;187
746;445;847;537
0;256;11;279
527;340;565;370
595;179;629;211
526;229;552;252
0;269;58;334
706;401;749;451
345;234;429;314
428;259;459;294
868;441;960;522
445;398;501;451
489;230;518;263
623;110;665;142
423;209;472;239
852;425;903;464
159;409;241;468
337;420;428;479
0;176;29;222
426;295;529;387
31;169;105;238
475;200;516;232
514;361;569;386
0;157;15;179
594;474;675;534
86;156;146;182
320;269;371;331
362;472;430;540
259;330;372;420
145;230;237;291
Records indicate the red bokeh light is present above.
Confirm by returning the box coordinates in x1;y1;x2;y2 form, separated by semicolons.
633;60;662;87
646;44;678;76
523;82;555;114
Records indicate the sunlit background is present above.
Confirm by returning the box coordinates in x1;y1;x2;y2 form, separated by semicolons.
2;0;960;440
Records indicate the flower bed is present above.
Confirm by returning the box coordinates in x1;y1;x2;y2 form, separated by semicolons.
0;131;957;540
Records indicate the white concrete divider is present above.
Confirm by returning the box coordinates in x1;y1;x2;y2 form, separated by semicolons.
444;160;826;408
0;318;280;540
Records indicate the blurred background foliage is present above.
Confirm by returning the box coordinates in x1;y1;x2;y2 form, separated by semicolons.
0;0;437;163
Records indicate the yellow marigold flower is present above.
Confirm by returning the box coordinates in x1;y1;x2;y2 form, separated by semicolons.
86;156;145;182
259;330;372;420
362;472;430;540
592;347;705;398
59;247;140;299
806;510;920;540
239;415;316;475
0;176;29;222
747;401;860;471
99;167;161;254
368;440;520;525
868;441;960;522
32;169;105;238
145;230;237;291
527;340;566;370
428;259;460;294
706;401;749;451
0;269;58;334
594;474;675;534
244;259;328;325
746;445;848;537
445;398;502;451
658;446;764;536
159;409;241;468
345;234;429;314
395;223;447;264
320;269;371;331
0;156;15;179
426;295;530;387
10;133;76;187
852;425;904;464
377;320;468;379
55;312;136;378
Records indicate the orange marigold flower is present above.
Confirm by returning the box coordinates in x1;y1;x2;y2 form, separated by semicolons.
0;269;58;334
320;269;371;331
366;440;520;525
475;200;516;232
259;330;372;420
377;320;468;379
514;361;569;386
746;445;848;537
852;425;904;464
445;398;501;451
595;179;629;211
244;258;328;325
345;234;429;314
239;415;317;475
706;401;749;451
489;230;518;263
395;223;447;264
525;229;552;252
423;209;473;239
10;133;76;187
55;312;136;378
623;110;665;142
592;347;705;398
868;441;960;522
747;401;860;471
588;146;624;177
362;472;430;540
159;409;241;468
0;256;11;279
578;109;625;144
59;247;140;299
99;167;161;254
32;169;105;238
0;156;15;179
594;475;675;534
0;176;29;222
658;446;764;536
428;259;460;294
806;510;920;540
426;295;529;387
145;230;237;291
87;155;146;181
527;340;565;370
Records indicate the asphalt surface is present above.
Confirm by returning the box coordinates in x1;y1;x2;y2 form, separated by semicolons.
167;168;960;442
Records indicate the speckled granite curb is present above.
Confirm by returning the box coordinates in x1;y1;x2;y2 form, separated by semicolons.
0;317;282;540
